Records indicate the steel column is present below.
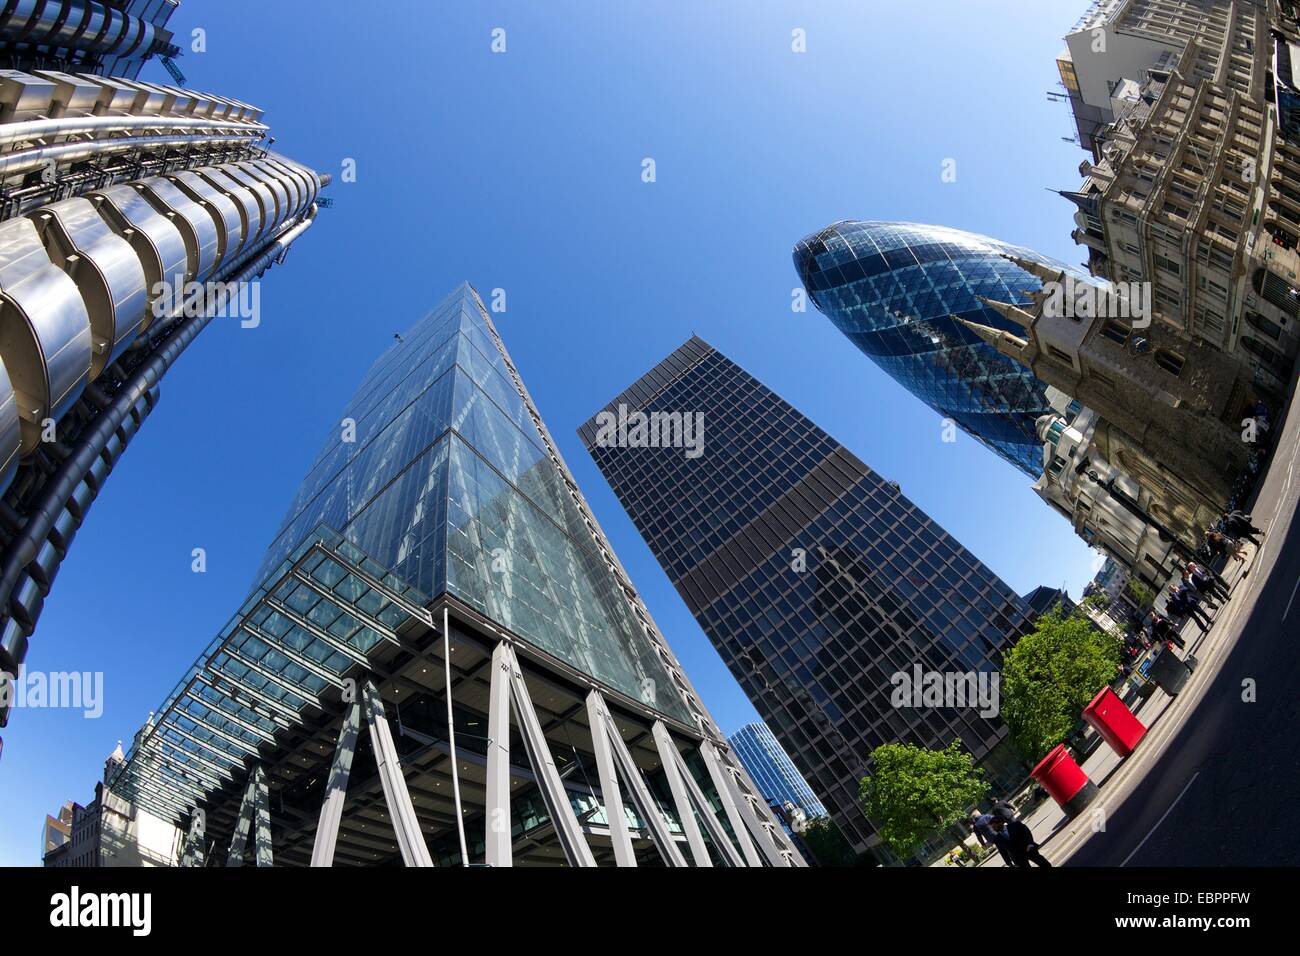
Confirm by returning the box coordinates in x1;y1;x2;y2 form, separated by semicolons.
596;696;687;867
714;752;793;867
699;740;762;867
226;773;258;866
484;641;513;867
584;690;636;866
309;693;361;867
651;721;711;866
666;741;745;867
181;810;206;867
361;681;434;867
501;643;596;867
252;765;273;867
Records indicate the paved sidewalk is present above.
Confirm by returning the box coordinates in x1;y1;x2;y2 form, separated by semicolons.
977;385;1300;867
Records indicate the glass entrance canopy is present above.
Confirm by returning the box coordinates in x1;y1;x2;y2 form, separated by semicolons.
108;526;432;824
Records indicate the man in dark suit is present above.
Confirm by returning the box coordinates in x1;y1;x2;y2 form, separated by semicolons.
989;815;1052;867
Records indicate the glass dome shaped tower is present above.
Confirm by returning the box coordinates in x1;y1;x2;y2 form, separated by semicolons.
793;221;1086;477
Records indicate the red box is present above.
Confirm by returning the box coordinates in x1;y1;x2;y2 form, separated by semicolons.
1082;686;1147;757
1030;743;1098;818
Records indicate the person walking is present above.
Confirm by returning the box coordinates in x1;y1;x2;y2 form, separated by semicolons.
1165;586;1210;631
1149;612;1185;650
1223;510;1265;545
1178;563;1221;610
970;812;1014;866
989;816;1052;868
1186;560;1230;603
1205;529;1245;565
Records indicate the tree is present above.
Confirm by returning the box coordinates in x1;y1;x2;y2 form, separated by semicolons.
799;815;860;867
859;739;988;861
1001;607;1123;763
1125;578;1154;609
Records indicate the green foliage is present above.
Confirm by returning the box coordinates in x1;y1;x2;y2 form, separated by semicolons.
799;815;859;867
1001;607;1123;762
1125;578;1154;608
859;739;989;861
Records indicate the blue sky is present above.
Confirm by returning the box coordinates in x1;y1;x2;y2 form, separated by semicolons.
0;0;1096;864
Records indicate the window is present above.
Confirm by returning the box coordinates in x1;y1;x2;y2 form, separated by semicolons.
1154;349;1185;376
1153;252;1181;275
1048;345;1074;365
1100;320;1131;345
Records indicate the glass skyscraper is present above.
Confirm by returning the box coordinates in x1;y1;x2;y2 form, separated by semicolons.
792;220;1087;476
106;286;801;868
729;722;827;819
580;338;1036;856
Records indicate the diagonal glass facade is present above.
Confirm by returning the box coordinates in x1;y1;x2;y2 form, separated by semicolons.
792;221;1090;476
254;284;692;723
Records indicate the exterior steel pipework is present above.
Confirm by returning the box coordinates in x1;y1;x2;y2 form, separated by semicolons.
0;206;318;698
0;113;269;148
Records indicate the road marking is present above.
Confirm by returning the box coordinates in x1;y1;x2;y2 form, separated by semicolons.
1285;576;1300;621
1120;771;1200;868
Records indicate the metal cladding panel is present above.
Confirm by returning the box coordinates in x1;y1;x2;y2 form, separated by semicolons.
234;162;287;229
168;170;245;267
134;177;218;282
0;1;41;37
0;68;55;120
0;217;93;443
250;160;302;218
113;77;166;114
78;72;139;113
195;168;261;255
210;166;273;246
0;352;19;493
30;69;99;115
90;183;188;319
32;197;148;374
263;158;318;212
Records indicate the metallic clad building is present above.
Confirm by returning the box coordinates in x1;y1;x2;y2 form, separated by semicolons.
580;338;1035;854
729;721;827;819
0;48;324;728
792;220;1088;477
105;287;802;867
1;0;179;80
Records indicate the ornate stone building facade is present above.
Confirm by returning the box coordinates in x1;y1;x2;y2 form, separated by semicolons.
1058;0;1300;397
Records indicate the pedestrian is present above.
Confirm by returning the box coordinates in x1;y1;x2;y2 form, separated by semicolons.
1205;529;1245;565
1178;563;1221;610
970;812;1014;866
1148;612;1185;650
988;816;1052;868
1223;510;1265;545
990;799;1016;823
1165;587;1210;632
1186;559;1230;603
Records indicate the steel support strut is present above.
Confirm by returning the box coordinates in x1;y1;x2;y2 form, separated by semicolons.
309;691;361;867
484;642;513;867
226;766;271;866
584;691;636;866
651;721;711;866
361;681;434;867
591;691;687;866
500;642;596;867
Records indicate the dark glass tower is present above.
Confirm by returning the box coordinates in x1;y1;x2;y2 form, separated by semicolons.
792;221;1087;476
580;338;1036;856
